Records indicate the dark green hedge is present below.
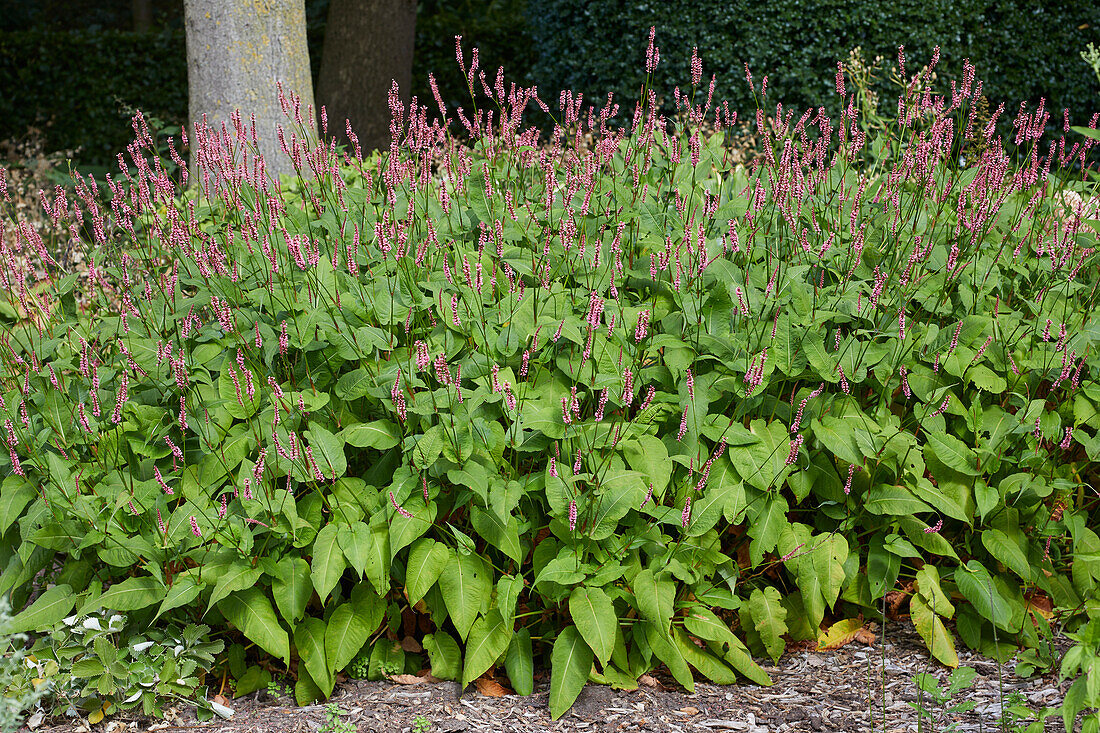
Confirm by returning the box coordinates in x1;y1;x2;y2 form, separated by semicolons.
0;29;188;166
0;1;534;168
5;2;1096;168
526;0;1100;128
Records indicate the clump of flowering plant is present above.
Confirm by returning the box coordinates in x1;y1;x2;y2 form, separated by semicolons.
1;28;1099;724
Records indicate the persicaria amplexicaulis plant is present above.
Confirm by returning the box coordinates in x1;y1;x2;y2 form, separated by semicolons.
2;27;1100;726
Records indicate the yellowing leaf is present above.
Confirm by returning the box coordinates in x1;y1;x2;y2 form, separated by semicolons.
911;594;959;668
817;618;864;650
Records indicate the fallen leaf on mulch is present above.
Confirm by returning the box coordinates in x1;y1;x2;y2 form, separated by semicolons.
638;674;659;687
818;618;864;650
388;674;426;685
679;706;699;715
400;636;423;652
475;677;512;696
854;628;877;645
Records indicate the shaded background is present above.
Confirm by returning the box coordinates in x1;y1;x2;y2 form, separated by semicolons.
0;0;1097;170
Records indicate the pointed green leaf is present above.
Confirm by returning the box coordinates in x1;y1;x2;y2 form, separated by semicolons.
90;576;166;613
438;551;490;641
423;631;461;681
549;626;593;720
643;621;695;692
406;538;449;606
633;568;675;637
505;628;534;695
747;586;787;663
568;586;616;665
341;420;401;449
219;588;290;665
7;584;74;634
272;557;312;625
207;563;262;612
306;424;347;480
310;524;346;604
462;610;513;687
157;578;201;621
326;602;371;674
295;617;333;696
673;626;737;684
924;432;979;476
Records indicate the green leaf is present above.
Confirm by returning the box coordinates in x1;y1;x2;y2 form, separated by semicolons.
911;594;959;668
219;588;290;665
728;419;791;491
924;432;979;476
387;493;436;556
336;522;372;578
409;426;444;469
306;424;347;480
914;565;955;618
623;435;672;493
295;666;323;706
0;476;35;535
462;610;513;687
272;557;312;625
157;578;201;620
643;621;695;691
7;584;74;634
207;563;262;612
405;538;449;606
568;586;616;665
470;506;523;563
335;368;373;401
683;607;771;685
955;560;1022;633
747;586;787;663
505;628;534;695
588;470;648;540
981;528;1033;582
326;602;371;674
496;574;523;627
633;568;676;637
310;524;346;604
90;576;165;613
295;617;333;697
864;484;935;516
673;626;737;684
363;513;391;596
423;631;462;681
549;626;593;720
341;420;400;450
438;551;490;641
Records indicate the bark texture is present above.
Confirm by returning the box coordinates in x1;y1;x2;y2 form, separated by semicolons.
317;0;417;152
184;0;316;179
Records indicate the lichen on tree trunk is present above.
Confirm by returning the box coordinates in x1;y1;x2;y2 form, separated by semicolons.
184;0;317;180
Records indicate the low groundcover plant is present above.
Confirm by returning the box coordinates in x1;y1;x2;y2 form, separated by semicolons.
1;29;1100;728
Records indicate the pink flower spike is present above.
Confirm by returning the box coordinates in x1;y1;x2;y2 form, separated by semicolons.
190;516;201;537
568;499;577;531
924;518;943;534
389;491;413;519
640;483;654;510
680;497;691;528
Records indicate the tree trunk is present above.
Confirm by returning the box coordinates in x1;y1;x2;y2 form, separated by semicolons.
317;0;417;152
183;0;316;180
132;0;153;32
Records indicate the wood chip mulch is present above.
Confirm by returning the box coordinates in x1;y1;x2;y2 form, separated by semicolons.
28;620;1072;733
